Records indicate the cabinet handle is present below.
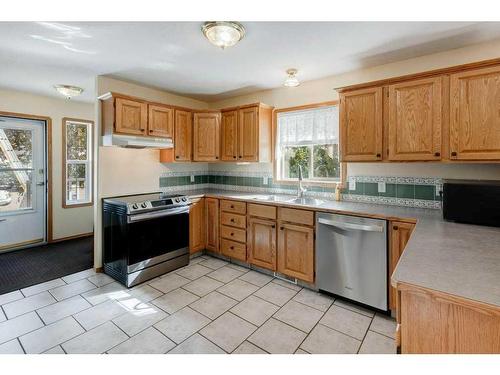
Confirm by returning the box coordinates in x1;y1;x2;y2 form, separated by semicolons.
272;225;275;228
451;151;457;157
149;129;153;133
233;156;236;159
230;246;234;250
280;226;284;230
215;156;219;159
230;219;235;223
393;225;399;230
376;153;381;158
434;152;440;157
230;205;234;209
230;233;234;236
239;155;242;158
175;156;179;159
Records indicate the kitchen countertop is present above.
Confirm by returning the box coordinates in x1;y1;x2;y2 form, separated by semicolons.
183;189;500;308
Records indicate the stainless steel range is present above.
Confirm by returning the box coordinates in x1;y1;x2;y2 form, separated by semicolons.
103;193;191;287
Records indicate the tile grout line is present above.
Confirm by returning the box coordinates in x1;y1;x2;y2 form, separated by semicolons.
16;337;27;354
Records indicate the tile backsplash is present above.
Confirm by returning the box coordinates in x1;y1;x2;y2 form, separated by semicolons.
159;171;443;210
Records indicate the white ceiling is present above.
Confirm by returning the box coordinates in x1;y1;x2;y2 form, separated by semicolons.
1;22;500;103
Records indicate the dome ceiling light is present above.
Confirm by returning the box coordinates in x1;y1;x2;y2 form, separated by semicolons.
202;21;245;49
283;69;300;87
54;84;84;99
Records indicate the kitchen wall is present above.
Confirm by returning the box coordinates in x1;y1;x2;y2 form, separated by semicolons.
208;38;500;182
94;76;210;268
0;88;95;240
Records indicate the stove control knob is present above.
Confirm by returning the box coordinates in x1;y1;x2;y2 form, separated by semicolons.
175;198;180;203
182;197;187;202
140;202;147;208
132;204;138;210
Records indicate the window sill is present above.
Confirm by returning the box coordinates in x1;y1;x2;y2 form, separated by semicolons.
63;201;93;209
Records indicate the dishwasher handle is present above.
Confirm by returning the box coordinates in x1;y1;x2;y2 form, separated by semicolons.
318;217;384;232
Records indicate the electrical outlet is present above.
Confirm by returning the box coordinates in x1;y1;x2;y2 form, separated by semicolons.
349;180;356;191
378;182;386;193
190;175;195;183
263;176;269;185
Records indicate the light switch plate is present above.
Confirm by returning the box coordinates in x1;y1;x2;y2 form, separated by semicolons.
378;182;386;193
263;176;269;185
349;180;356;191
190;175;195;183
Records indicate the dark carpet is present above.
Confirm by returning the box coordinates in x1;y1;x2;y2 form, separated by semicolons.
0;236;94;295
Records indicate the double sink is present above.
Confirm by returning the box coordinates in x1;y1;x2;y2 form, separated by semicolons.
251;194;325;206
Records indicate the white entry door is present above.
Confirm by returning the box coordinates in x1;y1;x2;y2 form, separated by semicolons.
0;116;47;251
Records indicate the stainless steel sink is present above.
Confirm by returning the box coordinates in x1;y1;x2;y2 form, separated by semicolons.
252;195;291;202
286;197;324;206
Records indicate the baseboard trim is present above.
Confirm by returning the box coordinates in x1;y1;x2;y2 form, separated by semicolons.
50;232;93;243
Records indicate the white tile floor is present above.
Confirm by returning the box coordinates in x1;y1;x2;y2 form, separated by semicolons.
0;255;397;354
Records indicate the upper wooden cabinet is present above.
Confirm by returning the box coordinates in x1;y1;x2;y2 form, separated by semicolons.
173;110;192;161
115;97;148;136
340;87;383;161
221;110;239;161
193;112;221;161
450;65;500;160
388;77;442;161
148;104;174;138
220;104;273;163
337;58;500;162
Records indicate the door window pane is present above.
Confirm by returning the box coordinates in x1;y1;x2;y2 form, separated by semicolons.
0;128;33;169
0;170;33;212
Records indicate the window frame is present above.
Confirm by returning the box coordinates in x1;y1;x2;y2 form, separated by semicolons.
62;117;94;208
272;101;345;188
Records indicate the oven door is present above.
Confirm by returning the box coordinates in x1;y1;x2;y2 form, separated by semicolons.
126;206;190;271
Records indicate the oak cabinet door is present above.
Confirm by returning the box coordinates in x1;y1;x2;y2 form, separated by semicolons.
193;113;220;161
389;221;415;311
340;87;383;161
450;66;500;160
148;104;174;138
221;110;239;161
174;110;192;161
388;77;442;161
189;198;205;253
247;217;276;271
205;198;219;252
238;106;259;162
115;98;148;135
277;223;314;283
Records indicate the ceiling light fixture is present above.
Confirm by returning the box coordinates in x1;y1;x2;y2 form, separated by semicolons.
202;21;245;49
284;69;300;87
54;85;84;99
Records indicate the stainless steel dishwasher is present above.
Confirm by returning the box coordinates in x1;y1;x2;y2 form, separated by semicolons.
316;212;388;311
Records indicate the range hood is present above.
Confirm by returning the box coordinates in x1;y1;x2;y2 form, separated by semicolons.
107;134;173;149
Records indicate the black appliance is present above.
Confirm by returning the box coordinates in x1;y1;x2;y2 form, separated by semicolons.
443;180;500;228
103;192;191;287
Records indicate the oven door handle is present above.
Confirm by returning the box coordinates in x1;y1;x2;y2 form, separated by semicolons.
127;206;190;223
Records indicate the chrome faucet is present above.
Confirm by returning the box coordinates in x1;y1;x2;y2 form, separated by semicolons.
297;165;307;198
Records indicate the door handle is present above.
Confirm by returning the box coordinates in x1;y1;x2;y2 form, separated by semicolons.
318;218;384;232
0;219;6;222
36;182;45;186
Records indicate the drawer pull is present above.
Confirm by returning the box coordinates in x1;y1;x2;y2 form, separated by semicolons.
434;152;440;157
272;225;275;228
393;225;399;230
451;151;457;157
230;232;234;236
230;219;235;223
230;246;234;250
230;205;234;209
280;226;284;230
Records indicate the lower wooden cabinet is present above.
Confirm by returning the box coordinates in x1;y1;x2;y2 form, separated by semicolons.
397;282;500;353
205;198;219;252
389;221;415;311
277;222;315;283
247;217;276;271
189;198;205;254
220;238;246;261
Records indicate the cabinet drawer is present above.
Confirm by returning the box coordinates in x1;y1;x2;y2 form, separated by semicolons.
221;225;246;243
220;200;246;214
220;239;247;261
278;207;315;226
220;212;246;229
247;203;277;220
